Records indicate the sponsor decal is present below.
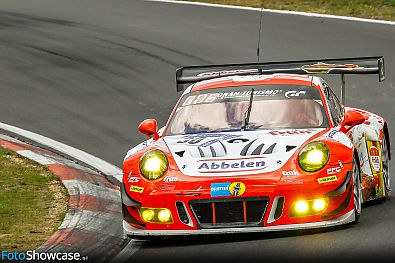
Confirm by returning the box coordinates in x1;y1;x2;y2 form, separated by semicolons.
338;160;344;169
282;170;300;176
128;176;140;183
285;90;306;98
327;129;338;139
178;134;240;147
127;170;140;183
129;185;144;193
198;158;265;173
197;69;257;77
317;175;338;184
229;182;246;196
269;130;313;136
210;182;246;197
327;166;342;175
369;146;381;171
182;90;281;106
163;176;179;182
302;63;364;74
211;182;231;197
157;184;176;191
283;178;304;184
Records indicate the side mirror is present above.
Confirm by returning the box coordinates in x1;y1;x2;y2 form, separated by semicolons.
138;119;159;141
340;110;365;133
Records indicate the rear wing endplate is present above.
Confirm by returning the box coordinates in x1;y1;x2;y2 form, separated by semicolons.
175;57;385;97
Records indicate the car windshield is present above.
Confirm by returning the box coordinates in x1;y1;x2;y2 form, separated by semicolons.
166;85;329;135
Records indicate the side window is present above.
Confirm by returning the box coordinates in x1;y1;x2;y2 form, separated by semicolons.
323;83;344;126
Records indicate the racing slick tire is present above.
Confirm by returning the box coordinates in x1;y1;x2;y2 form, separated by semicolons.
353;154;362;223
382;134;390;197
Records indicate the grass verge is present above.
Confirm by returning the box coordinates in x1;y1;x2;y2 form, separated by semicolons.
0;146;68;251
186;0;395;21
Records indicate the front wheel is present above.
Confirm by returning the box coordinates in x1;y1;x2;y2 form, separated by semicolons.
353;154;362;223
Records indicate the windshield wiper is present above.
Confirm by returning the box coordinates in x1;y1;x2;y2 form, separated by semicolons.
241;88;254;131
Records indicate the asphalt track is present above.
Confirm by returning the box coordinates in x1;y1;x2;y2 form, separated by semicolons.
0;0;394;262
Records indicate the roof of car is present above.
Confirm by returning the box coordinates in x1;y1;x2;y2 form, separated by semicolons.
190;74;315;92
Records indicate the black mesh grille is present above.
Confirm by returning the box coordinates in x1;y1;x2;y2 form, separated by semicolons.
246;199;268;222
190;197;269;229
216;201;244;223
190;202;212;224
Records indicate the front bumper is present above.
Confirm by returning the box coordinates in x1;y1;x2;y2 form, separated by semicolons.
122;169;355;236
124;210;355;237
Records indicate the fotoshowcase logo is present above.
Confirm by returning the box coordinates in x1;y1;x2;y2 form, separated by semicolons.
1;250;88;261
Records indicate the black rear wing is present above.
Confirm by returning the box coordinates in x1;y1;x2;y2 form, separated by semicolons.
175;57;385;97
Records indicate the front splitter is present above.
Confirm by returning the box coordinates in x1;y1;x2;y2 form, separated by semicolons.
124;210;355;237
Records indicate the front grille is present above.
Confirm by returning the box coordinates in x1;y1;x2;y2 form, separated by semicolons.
189;197;269;229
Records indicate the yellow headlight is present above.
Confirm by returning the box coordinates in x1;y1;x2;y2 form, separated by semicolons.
306;149;324;164
139;150;168;180
298;142;330;172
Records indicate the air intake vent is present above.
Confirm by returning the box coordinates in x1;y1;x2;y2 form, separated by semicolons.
267;196;284;224
176;202;190;225
190;197;269;229
274;197;284;220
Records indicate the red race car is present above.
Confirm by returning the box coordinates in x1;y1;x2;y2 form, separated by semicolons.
121;57;390;237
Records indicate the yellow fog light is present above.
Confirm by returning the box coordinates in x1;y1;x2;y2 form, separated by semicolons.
312;199;327;212
141;209;155;222
295;201;309;213
139;207;173;224
158;209;172;223
291;198;328;217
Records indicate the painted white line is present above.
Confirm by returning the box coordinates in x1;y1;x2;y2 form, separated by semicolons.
0;122;122;182
146;0;395;26
17;150;58;165
62;180;121;203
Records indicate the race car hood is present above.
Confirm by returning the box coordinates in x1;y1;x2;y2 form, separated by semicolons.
163;128;325;177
